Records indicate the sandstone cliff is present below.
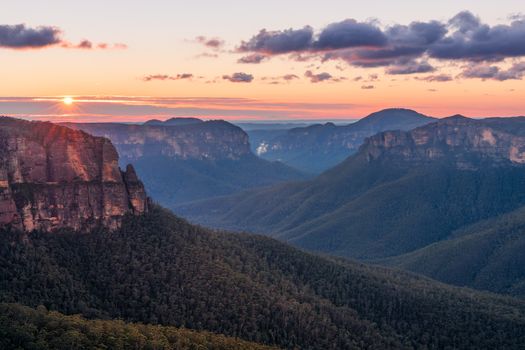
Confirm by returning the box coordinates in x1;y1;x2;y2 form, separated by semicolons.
362;115;525;169
0;117;148;232
63;120;251;162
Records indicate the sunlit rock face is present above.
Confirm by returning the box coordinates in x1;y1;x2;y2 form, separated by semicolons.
0;117;148;232
362;116;525;169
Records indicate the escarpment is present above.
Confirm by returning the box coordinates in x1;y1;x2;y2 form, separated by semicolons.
0;117;148;232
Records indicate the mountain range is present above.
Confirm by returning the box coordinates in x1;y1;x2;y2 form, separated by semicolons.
254;108;435;173
64;119;305;206
177;115;525;297
1;116;525;349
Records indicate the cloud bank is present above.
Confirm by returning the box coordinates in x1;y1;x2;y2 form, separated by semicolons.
235;11;525;78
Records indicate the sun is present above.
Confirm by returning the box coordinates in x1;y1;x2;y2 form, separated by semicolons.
63;97;74;105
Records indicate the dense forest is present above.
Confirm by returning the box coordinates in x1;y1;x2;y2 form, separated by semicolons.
382;204;525;296
1;207;525;349
0;303;276;350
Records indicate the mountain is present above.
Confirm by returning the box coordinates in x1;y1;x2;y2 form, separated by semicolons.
0;117;148;232
143;117;204;126
0;303;276;350
1;206;525;349
177;116;525;265
255;108;435;173
381;204;525;297
64;120;306;206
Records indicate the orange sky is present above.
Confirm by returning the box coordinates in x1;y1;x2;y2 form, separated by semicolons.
1;0;524;121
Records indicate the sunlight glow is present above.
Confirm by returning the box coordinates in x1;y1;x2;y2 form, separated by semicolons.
63;97;74;105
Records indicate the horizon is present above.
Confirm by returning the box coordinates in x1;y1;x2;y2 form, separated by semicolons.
2;0;525;122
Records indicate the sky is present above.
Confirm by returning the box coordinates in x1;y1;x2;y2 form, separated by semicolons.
1;0;524;122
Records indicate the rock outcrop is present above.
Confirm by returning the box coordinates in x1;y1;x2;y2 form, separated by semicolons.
63;120;251;162
0;117;148;232
362;115;525;169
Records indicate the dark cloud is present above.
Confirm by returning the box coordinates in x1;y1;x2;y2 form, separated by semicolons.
238;27;313;54
304;70;331;82
233;12;525;80
142;73;194;81
461;62;525;81
304;70;345;83
0;24;126;50
416;74;453;82
313;19;387;50
0;24;61;48
222;72;254;83
429;11;525;61
238;53;268;64
196;36;224;49
386;60;435;75
361;85;375;89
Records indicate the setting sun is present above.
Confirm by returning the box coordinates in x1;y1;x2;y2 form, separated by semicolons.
63;97;74;105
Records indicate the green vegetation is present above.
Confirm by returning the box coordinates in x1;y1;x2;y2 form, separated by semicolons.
382;204;525;297
1;207;525;349
177;153;525;260
0;303;276;350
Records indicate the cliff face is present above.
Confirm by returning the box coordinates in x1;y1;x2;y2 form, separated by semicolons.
362;116;525;169
64;120;251;162
0;117;148;232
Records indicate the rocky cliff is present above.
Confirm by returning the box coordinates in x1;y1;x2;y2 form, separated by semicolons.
63;120;251;162
362;115;525;169
0;117;148;232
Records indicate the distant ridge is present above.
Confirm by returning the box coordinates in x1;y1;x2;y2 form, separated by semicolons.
144;117;203;126
254;108;435;173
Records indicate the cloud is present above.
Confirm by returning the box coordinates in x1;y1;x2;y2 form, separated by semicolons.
416;74;453;82
261;74;300;83
196;36;224;49
361;85;375;89
386;60;435;75
222;72;254;83
313;19;387;50
233;12;525;80
0;24;61;48
142;73;194;81
0;23;127;50
429;11;525;61
304;70;331;82
304;70;347;83
238;26;314;54
283;74;299;81
460;62;525;81
238;53;268;64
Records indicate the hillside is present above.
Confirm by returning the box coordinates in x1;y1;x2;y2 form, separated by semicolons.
0;303;276;350
381;204;525;297
177;116;525;262
255;108;435;173
1;206;525;349
64;120;305;206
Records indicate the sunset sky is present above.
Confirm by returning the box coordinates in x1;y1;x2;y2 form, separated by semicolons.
1;0;524;122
